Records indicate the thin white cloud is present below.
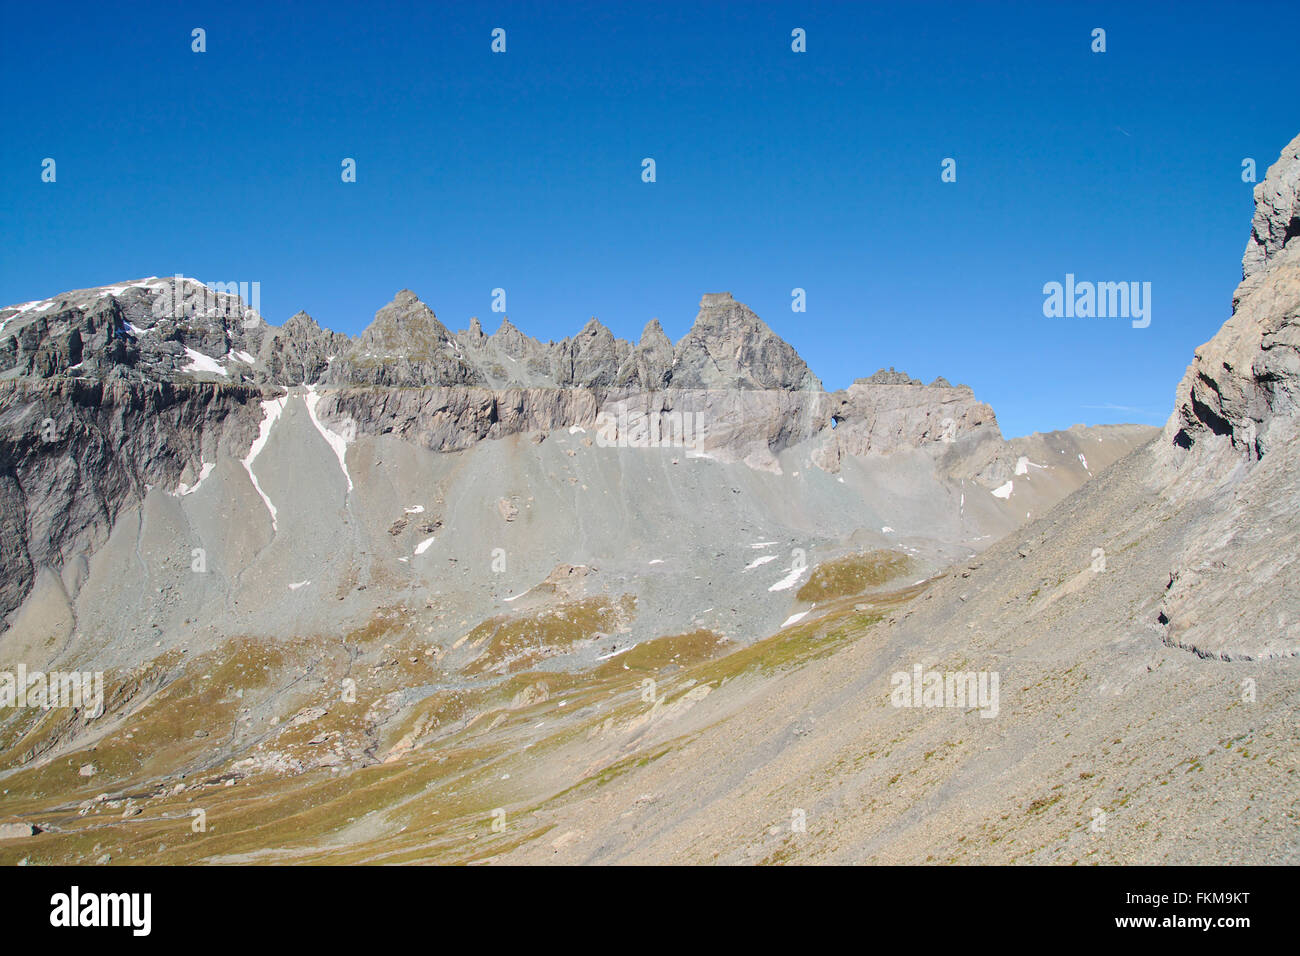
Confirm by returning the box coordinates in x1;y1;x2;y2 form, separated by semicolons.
1081;403;1164;419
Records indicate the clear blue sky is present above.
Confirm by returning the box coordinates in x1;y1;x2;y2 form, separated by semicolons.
3;1;1297;436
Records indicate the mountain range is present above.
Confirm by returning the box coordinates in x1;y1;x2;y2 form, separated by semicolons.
0;133;1296;866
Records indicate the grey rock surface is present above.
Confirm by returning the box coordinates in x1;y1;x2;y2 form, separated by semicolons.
668;293;821;391
1147;132;1300;660
1243;132;1300;280
326;290;482;387
258;311;351;387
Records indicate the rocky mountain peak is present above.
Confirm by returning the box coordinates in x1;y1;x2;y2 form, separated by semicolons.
489;317;539;361
556;317;626;388
671;292;821;391
284;310;320;331
260;309;351;386
578;317;612;339
859;367;923;386
640;318;669;348
358;291;453;351
327;292;480;387
699;292;736;310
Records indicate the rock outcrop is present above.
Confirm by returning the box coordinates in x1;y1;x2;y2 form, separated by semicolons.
1150;132;1300;659
814;378;998;472
1242;134;1300;281
1165;132;1300;460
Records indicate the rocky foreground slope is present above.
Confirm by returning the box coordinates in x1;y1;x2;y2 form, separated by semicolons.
7;127;1296;865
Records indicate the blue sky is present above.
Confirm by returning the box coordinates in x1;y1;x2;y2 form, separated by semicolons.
3;1;1297;436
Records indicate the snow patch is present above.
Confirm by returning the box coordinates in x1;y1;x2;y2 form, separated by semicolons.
7;299;59;316
4;300;45;318
181;347;229;377
992;481;1014;499
781;610;810;628
744;554;778;571
404;505;425;514
173;461;214;497
288;580;311;591
769;565;809;592
303;384;353;493
242;397;287;530
414;536;436;555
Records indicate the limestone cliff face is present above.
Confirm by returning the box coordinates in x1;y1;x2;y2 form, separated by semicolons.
812;380;999;473
309;375;997;472
0;379;262;619
320;385;602;452
1164;132;1300;462
1243;134;1300;282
